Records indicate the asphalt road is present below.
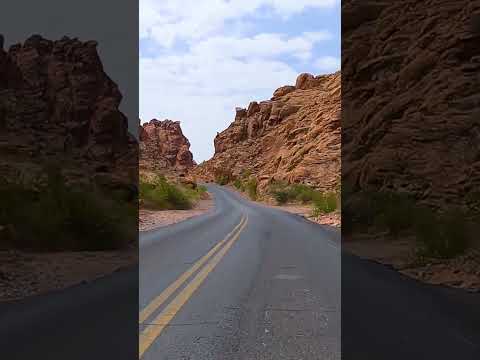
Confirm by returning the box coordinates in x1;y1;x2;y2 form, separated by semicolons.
1;184;479;359
139;184;341;359
140;184;480;360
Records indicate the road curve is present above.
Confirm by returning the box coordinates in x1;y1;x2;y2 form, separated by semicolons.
139;184;341;359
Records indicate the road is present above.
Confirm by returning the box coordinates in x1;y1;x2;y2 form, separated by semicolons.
139;184;341;359
1;184;479;359
140;184;480;360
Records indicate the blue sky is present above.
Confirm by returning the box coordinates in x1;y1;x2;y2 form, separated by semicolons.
140;0;340;162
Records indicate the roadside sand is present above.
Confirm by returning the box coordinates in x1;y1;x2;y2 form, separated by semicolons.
0;247;137;301
344;234;480;292
139;197;214;231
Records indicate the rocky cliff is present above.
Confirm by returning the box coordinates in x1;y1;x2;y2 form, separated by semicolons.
0;34;137;188
195;72;341;192
139;119;195;174
342;0;480;210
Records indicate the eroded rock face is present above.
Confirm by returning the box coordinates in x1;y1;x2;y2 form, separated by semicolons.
342;0;480;209
139;119;195;174
0;35;137;188
196;72;341;192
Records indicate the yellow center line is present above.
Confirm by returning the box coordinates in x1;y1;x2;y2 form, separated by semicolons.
139;215;249;358
139;215;246;324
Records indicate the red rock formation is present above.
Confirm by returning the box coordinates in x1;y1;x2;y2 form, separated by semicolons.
195;72;341;192
342;0;480;209
139;119;195;173
0;34;137;187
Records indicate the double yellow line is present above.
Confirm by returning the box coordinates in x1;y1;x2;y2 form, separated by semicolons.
139;214;248;358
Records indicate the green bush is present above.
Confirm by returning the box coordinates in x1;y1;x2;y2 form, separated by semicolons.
197;185;208;193
233;178;244;191
373;192;415;238
0;166;135;251
312;192;337;216
246;178;258;200
140;175;192;210
289;184;316;203
272;189;289;204
343;188;471;259
415;208;469;259
215;174;230;185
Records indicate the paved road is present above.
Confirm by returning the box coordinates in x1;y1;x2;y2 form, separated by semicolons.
140;184;480;360
2;184;479;359
0;266;138;359
139;185;342;359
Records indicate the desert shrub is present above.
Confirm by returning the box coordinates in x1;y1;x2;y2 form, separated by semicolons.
246;178;258;200
215;174;230;185
197;185;208;193
0;166;135;251
289;184;316;203
312;192;337;216
140;175;192;210
268;181;327;206
272;190;289;204
269;180;289;204
183;183;209;202
414;208;469;259
241;169;252;179
233;178;244;191
373;191;415;238
214;168;233;185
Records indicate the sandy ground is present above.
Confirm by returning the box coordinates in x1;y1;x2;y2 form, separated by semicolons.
0;247;137;301
139;198;214;232
344;234;480;292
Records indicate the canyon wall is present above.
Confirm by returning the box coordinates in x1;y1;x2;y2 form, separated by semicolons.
342;0;480;210
195;72;341;192
0;34;137;188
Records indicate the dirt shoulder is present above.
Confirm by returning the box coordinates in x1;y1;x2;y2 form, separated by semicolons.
225;185;341;228
139;196;214;232
0;247;137;302
343;234;480;292
267;204;341;228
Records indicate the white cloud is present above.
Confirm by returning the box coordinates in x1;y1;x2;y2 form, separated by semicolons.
140;0;339;47
190;32;331;61
140;52;299;162
139;0;339;162
314;56;340;73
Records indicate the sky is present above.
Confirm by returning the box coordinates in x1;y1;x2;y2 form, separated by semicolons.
140;0;340;162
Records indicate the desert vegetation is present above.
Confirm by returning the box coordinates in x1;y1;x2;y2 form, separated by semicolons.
268;180;339;216
222;172;339;216
0;165;136;251
139;173;207;210
343;189;475;259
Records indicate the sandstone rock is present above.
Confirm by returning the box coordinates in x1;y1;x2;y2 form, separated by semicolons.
295;73;326;90
0;35;137;189
139;119;195;173
194;71;341;193
272;85;296;99
247;101;260;117
342;0;480;210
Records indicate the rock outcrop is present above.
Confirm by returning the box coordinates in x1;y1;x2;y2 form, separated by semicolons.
195;72;341;192
0;35;137;188
139;119;195;174
342;0;480;210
